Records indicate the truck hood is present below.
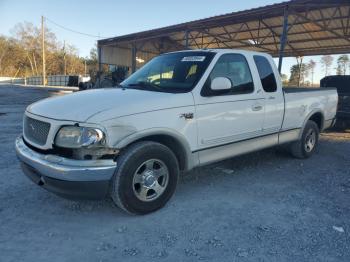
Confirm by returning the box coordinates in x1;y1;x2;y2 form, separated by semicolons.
27;88;194;122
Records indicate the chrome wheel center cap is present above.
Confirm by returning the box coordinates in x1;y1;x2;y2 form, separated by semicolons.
143;171;156;188
132;159;169;202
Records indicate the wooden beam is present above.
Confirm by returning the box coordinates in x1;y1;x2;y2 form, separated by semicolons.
292;10;350;43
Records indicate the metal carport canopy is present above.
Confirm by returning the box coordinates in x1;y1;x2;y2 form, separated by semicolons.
97;0;350;72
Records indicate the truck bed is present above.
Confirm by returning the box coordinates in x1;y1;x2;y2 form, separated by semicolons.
281;87;338;131
283;87;336;93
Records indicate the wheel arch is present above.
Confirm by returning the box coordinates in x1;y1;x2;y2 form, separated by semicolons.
308;111;324;130
114;128;195;171
299;110;324;139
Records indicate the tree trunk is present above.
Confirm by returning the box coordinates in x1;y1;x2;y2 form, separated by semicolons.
296;57;303;87
13;67;20;78
27;54;34;76
33;52;39;76
0;51;5;75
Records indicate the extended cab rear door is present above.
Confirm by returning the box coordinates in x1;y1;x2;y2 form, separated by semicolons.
193;52;265;153
253;55;284;133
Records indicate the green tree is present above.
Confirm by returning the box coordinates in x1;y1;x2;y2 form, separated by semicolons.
289;63;309;87
0;22;88;77
0;36;26;77
336;64;343;75
320;55;333;76
336;55;349;75
85;46;99;81
308;59;316;86
289;65;300;86
89;46;98;63
281;73;288;85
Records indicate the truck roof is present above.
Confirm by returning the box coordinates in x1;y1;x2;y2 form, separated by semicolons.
165;48;272;58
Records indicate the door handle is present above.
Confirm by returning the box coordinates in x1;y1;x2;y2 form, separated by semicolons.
268;96;275;100
252;105;263;111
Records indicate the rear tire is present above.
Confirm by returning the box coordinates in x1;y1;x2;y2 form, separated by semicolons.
290;120;319;159
110;141;179;215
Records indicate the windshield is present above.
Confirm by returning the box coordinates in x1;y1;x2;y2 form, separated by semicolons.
121;51;215;93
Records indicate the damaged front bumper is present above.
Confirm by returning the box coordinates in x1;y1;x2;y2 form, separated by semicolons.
15;136;117;199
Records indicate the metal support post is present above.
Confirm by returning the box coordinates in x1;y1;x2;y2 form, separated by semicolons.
131;43;137;73
185;30;189;49
278;6;289;74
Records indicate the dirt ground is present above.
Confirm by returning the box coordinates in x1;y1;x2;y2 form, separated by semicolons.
1;84;349;262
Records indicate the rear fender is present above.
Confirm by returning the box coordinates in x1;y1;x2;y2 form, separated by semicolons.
299;109;324;139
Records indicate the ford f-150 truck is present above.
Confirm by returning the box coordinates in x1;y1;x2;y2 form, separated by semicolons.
16;49;338;215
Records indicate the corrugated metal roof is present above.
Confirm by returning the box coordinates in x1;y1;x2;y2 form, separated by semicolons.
98;0;350;58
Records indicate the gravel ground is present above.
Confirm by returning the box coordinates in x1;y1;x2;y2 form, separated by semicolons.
1;84;350;262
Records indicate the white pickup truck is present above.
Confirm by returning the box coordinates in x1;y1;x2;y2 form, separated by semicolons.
16;49;338;214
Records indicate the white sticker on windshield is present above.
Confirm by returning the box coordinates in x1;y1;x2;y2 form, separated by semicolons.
181;56;206;62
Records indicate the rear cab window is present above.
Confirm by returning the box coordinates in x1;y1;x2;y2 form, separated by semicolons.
253;55;277;93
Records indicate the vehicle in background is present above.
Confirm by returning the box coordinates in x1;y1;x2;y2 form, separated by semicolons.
321;75;350;129
78;75;91;86
15;49;338;215
96;67;129;88
77;75;93;90
79;67;129;90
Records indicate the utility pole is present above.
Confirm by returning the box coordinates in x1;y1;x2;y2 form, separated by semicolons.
63;40;66;75
84;60;87;75
41;16;46;86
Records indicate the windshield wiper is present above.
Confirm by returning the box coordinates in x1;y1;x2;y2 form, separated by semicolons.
127;81;163;92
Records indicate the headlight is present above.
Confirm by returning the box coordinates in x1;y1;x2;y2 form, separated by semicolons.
55;126;105;148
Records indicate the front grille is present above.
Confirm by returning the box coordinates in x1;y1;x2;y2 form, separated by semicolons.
24;116;51;146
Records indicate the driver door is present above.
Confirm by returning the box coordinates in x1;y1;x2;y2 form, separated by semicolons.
194;53;265;156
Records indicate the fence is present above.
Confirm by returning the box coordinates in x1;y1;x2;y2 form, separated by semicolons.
0;77;25;84
0;75;82;87
26;76;43;85
47;75;69;86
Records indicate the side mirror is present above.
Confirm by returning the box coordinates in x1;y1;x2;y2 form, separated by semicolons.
211;77;232;91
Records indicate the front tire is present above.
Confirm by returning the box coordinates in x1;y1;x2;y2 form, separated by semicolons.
290;120;320;159
110;141;179;215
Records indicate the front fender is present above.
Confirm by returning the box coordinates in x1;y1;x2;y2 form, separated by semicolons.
113;128;197;171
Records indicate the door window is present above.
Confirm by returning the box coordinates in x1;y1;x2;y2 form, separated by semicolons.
202;54;254;96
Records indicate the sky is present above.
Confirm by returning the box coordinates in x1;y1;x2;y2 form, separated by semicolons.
0;0;347;84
